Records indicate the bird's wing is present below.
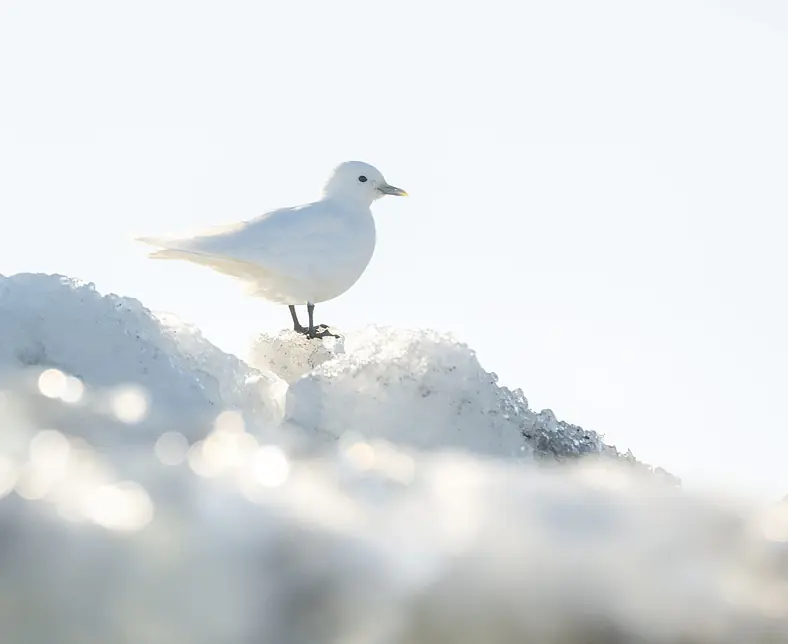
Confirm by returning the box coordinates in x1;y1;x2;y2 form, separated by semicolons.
139;201;340;278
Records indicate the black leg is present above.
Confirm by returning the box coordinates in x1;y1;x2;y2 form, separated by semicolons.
307;303;316;336
289;305;307;334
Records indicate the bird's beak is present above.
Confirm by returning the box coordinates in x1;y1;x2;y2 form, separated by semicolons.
377;184;408;197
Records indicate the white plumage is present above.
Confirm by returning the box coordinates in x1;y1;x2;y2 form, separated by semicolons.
138;160;407;337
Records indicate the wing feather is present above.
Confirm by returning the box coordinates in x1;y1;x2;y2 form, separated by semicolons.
138;201;341;284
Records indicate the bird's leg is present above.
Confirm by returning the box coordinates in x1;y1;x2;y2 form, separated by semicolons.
289;305;308;335
306;303;338;339
306;303;319;337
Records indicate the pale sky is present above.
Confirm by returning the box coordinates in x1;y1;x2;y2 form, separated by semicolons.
1;0;787;500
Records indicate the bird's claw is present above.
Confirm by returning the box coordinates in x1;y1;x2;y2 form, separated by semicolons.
294;324;340;340
307;325;340;340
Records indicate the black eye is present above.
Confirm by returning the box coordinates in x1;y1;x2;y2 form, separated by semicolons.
358;175;368;183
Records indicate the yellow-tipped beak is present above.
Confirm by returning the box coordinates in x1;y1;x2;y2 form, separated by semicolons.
378;184;408;197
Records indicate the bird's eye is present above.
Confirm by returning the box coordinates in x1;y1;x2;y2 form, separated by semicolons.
358;175;368;183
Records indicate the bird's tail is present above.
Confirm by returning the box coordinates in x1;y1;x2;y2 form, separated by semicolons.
136;236;185;260
136;235;270;284
136;236;157;244
146;248;195;261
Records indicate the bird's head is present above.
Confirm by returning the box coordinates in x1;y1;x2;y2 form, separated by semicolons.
322;161;407;206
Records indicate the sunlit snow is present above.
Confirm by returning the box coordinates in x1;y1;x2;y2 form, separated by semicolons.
1;273;785;644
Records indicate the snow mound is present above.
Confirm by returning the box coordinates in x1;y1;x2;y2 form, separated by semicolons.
0;273;278;442
0;273;659;471
281;327;533;459
249;329;340;384
266;327;613;463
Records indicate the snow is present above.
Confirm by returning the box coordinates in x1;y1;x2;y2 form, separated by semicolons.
0;273;278;444
1;272;786;644
280;327;532;458
250;326;612;463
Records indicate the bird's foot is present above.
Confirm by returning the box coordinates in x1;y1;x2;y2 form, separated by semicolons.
294;324;340;340
307;324;340;340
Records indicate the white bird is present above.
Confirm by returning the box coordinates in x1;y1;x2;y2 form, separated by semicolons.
138;161;407;339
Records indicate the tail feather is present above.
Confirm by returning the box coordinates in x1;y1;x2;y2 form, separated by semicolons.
141;246;271;283
136;236;194;259
147;248;193;261
136;236;166;247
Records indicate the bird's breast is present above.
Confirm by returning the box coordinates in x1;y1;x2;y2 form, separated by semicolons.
317;211;376;281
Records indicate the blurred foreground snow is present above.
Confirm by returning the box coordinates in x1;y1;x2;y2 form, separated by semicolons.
1;273;787;644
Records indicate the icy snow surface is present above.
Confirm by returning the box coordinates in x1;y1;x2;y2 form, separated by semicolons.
0;273;278;444
257;327;531;459
1;272;786;644
250;326;618;465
